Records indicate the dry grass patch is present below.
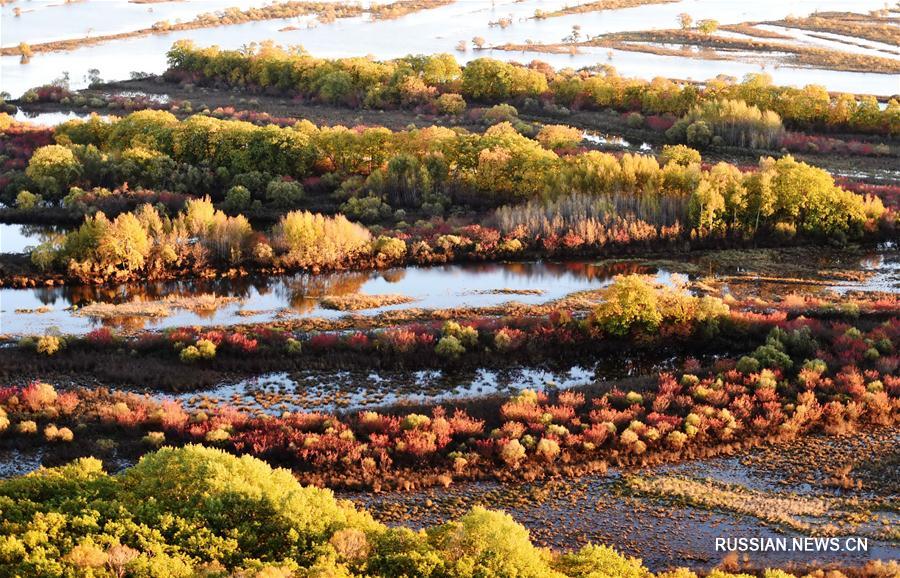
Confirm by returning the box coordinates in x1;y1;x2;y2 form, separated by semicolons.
15;306;52;314
532;0;678;19
625;475;896;539
771;11;900;47
473;288;546;295
319;294;417;311
75;294;242;319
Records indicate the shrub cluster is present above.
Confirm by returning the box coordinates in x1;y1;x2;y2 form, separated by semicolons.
9;109;889;284
30;198;373;282
7;443;893;578
6;316;897;490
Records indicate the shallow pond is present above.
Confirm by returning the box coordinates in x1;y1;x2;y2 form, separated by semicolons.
12;109;113;126
172;352;679;415
1;0;276;46
0;259;662;335
4;244;897;336
3;0;897;97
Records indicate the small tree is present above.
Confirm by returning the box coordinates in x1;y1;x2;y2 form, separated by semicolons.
15;190;41;211
697;19;719;35
659;144;701;166
536;124;582;150
677;13;693;30
223;185;251;213
25;145;82;202
472;36;486;50
19;42;33;60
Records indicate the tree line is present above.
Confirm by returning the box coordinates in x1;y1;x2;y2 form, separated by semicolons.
165;41;899;135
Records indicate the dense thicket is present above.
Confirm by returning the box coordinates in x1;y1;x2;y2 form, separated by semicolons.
165;41;900;135
8;109;887;282
1;444;896;577
12;112;885;240
30;197;372;282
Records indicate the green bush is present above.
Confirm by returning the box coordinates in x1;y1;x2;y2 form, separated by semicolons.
14;190;41;210
626;112;645;128
557;543;648;578
25;145;82;202
594;275;663;337
659;144;701;167
436;93;466;115
373;235;407;261
482;103;519;125
429;507;562;578
340;195;393;223
223;185;252;212
736;356;761;374
435;335;465;359
265;179;304;209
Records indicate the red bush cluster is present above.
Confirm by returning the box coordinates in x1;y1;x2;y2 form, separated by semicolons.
779;132;890;157
3;318;896;489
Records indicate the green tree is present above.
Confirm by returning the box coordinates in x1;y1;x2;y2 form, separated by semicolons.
697;19;719;35
25;145;82;202
97;212;151;273
223;185;252;213
265;179;304;209
556;543;649;578
429;507;564;578
536;124;583;150
659;144;701;167
688;180;726;232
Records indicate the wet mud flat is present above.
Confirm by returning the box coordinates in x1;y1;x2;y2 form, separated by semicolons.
343;427;900;571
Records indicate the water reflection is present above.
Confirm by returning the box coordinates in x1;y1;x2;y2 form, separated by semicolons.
0;223;70;254
12;110;111;126
1;260;654;335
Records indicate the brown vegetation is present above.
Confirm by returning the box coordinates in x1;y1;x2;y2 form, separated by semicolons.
319;293;417;311
501;29;900;75
770;11;900;47
74;294;241;319
532;0;678;19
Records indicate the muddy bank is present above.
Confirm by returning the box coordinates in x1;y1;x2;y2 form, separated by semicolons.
343;427;900;571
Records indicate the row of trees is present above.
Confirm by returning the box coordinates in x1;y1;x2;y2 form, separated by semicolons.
496;148;885;239
31;152;885;284
165;41;900;135
18;112;559;207
19;111;884;239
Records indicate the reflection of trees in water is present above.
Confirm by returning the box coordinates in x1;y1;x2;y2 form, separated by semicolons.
18;224;69;248
99;316;151;333
275;271;371;313
461;260;654;285
48;277;271;307
381;269;407;284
